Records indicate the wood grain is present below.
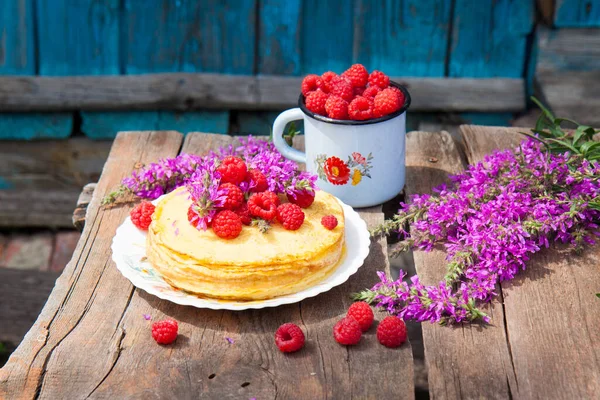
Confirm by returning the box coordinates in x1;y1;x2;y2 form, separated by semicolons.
554;0;600;27
0;74;526;112
537;27;600;73
73;183;97;232
0;131;184;399
460;125;600;399
0;0;34;74
404;131;518;399
258;0;302;75
0;112;72;140
0;189;81;228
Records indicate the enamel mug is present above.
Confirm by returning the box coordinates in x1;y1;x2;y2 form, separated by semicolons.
272;82;411;208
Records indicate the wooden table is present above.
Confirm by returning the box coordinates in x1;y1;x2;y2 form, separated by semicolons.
1;127;599;399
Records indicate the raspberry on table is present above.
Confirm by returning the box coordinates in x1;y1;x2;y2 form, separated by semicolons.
342;63;369;88
212;210;243;239
247;192;277;221
305;89;329;115
276;203;305;230
275;323;305;353
286;189;315;209
151;319;178;345
373;88;401;118
217;156;247;185
233;202;252;225
301;74;322;96
321;215;338;230
330;76;354;102
130;202;156;230
325;95;349;120
389;86;406;107
218;183;244;210
376;316;407;348
333;317;362;345
348;96;374;121
368;70;390;88
319;71;337;93
263;191;280;207
347;301;374;332
363;85;381;98
246;169;269;193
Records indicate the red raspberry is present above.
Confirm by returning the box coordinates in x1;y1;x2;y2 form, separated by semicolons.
276;203;305;230
217;156;247;185
342;63;369;88
187;204;201;228
348;96;374;121
247;192;277;221
353;86;365;97
368;70;390;88
321;215;338;230
151;319;178;345
263;191;280;207
130;202;155;230
218;183;244;210
246;169;269;193
275;323;305;353
319;71;337;93
305;89;328;115
347;302;374;332
373;88;401;118
212;210;243;239
301;74;321;96
333;317;362;345
286;189;315;208
325;95;349;120
363;85;381;98
376;316;407;348
389;86;406;107
330;76;354;102
233;202;252;225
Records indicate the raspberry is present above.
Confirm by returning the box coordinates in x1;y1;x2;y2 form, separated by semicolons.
321;215;338;230
212;210;243;239
130;202;155;230
373;88;401;118
233;203;252;225
275;323;305;353
368;70;390;88
247;192;277;221
276;203;305;230
376;316;407;348
324;156;351;185
325;95;349;120
319;71;337;93
363;85;381;98
330;76;354;102
389;86;406;107
347;302;374;332
218;183;244;210
151;319;178;345
263;191;280;207
286;189;315;208
333;317;362;345
342;63;369;88
217;156;247;185
353;86;365;97
301;74;321;96
246;169;269;193
187;204;207;229
305;89;328;115
348;96;374;121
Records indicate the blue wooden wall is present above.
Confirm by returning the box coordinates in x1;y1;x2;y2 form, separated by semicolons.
0;0;552;139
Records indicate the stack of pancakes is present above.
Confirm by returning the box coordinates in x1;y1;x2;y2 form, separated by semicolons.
146;187;345;300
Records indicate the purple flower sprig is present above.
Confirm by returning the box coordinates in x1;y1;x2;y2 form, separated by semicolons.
358;138;600;324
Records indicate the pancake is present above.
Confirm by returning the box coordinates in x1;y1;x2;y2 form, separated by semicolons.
146;186;345;300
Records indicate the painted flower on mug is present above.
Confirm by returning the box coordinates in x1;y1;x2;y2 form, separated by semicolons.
315;152;374;186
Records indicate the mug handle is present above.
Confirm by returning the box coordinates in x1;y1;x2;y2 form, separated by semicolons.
272;108;306;163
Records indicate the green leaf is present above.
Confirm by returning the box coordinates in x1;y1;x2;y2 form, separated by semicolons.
531;96;556;122
545;138;580;154
596;293;600;299
579;141;600;155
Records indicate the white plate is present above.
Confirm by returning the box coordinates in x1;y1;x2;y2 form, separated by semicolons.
111;195;371;310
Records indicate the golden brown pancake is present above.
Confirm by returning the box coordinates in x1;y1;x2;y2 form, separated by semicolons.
146;187;345;300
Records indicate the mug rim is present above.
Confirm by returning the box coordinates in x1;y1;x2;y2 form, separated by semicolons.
298;81;411;126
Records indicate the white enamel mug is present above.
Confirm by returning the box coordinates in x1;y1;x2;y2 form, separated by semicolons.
272;83;411;208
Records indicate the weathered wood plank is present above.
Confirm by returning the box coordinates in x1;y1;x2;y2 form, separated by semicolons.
36;0;119;75
0;189;80;228
554;0;600;27
0;0;34;74
0;268;59;345
73;183;97;232
449;0;534;77
258;0;302;75
536;70;600;126
0;131;184;399
460;125;600;399
537;27;600;73
0;113;72;140
353;0;451;77
404;130;518;399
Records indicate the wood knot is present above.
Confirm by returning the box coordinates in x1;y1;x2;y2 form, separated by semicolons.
208;373;216;379
241;382;250;388
428;157;438;163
